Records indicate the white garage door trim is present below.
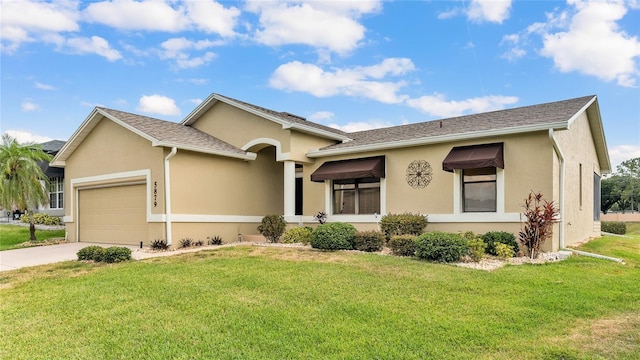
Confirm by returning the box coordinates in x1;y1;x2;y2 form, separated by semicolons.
65;169;165;224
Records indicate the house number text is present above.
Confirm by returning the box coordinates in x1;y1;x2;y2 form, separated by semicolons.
153;181;158;207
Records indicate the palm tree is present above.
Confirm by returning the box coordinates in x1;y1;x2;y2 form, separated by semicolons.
0;134;52;241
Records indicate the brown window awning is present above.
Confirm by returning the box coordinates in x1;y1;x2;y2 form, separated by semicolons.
442;143;504;172
311;156;385;182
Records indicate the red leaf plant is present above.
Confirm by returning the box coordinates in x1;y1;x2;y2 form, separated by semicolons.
519;191;560;259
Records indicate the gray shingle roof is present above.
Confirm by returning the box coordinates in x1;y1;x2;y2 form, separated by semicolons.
97;107;248;157
320;95;596;151
38;140;66;154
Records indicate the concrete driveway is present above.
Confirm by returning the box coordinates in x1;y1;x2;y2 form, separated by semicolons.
0;242;139;272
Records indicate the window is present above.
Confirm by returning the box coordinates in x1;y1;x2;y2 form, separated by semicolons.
593;173;601;221
48;177;64;209
462;167;496;212
333;178;380;214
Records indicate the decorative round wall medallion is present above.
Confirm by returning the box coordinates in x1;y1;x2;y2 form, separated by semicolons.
406;160;433;189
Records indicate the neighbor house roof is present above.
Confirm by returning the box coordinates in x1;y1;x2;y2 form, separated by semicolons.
306;95;610;173
38;140;66;154
51;107;255;167
181;93;352;142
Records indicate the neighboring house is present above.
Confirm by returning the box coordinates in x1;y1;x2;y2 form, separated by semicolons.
50;93;610;251
36;140;66;219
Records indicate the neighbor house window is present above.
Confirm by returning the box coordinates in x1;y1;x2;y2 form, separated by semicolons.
462;167;496;212
49;177;64;209
333;178;380;214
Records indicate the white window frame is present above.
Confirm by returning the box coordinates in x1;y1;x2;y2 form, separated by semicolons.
324;178;386;223
48;177;64;209
447;168;513;222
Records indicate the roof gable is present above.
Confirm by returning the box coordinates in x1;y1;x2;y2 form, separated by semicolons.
181;93;351;142
51;107;255;166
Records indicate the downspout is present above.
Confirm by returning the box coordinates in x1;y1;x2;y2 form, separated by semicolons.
164;147;177;246
549;129;565;249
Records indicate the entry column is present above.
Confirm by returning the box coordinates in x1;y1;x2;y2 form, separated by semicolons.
283;160;296;217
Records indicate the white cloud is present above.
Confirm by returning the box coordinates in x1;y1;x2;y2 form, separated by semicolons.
540;0;640;87
0;0;79;51
160;37;219;68
609;144;640;171
405;94;519;118
184;0;241;36
137;94;181;116
21;99;40;112
308;111;335;122
80;101;105;108
328;120;395;133
64;36;122;61
83;0;240;36
467;0;512;24
438;8;461;20
247;1;381;55
502;0;640;87
83;0;188;32
269;58;415;103
3;130;53;144
35;82;55;90
188;98;203;105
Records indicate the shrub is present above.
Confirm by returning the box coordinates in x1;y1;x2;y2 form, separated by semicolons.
353;231;385;252
257;215;287;243
20;213;61;225
194;239;205;246
519;191;559;259
495;243;515;259
207;236;223;245
601;221;626;235
379;213;428;241
150;239;169;250
282;227;313;244
415;231;468;263
180;238;194;248
482;231;518;256
103;247;132;263
310;222;356;250
389;235;417;257
467;238;487;262
77;245;105;261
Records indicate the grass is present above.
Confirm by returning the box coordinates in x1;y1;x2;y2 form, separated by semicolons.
0;224;66;251
1;235;639;359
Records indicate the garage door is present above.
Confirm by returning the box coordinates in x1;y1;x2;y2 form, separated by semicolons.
78;184;147;245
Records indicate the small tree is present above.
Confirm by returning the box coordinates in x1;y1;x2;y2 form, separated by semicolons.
257;214;286;243
0;134;52;241
519;191;559;259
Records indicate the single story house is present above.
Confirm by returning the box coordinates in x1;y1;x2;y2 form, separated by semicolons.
51;93;610;251
36;140;66;218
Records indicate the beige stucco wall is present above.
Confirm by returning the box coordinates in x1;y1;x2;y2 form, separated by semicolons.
304;133;552;217
190;101;339;164
190;102;291;152
554;112;602;247
170;146;283;216
63;117;166;243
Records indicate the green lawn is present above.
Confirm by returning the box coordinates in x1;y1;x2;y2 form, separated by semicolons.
0;224;66;251
1;235;639;359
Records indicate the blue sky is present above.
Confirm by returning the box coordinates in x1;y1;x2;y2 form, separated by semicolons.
1;0;639;170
